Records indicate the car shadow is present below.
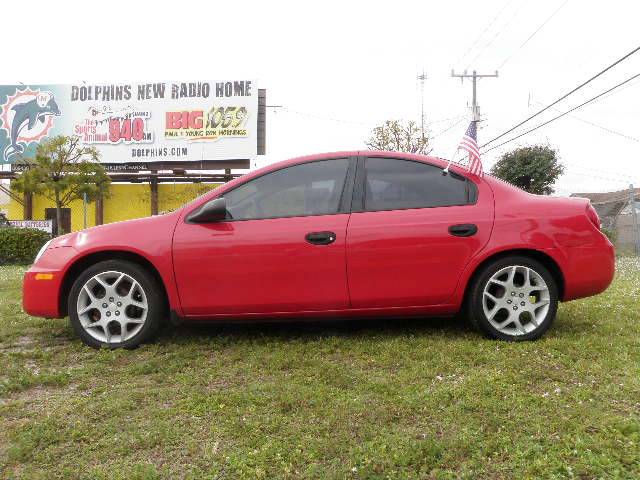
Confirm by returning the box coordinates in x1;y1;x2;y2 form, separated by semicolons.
159;314;475;344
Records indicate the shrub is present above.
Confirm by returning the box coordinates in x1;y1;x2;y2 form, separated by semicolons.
0;228;51;265
601;227;617;245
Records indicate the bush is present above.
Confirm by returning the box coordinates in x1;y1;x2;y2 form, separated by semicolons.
0;228;51;265
601;227;618;245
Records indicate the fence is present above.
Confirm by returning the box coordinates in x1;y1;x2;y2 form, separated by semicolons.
574;185;640;255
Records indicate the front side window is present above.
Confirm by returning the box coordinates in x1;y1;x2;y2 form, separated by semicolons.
223;159;349;221
364;157;475;211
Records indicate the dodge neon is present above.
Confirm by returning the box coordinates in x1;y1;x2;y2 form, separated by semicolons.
23;151;615;348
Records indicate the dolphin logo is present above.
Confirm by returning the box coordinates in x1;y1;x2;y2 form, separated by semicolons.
2;91;60;162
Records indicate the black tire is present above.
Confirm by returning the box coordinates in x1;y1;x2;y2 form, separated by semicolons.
68;259;166;349
466;256;559;341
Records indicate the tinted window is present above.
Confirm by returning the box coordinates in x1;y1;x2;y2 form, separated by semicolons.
224;159;349;220
364;157;473;211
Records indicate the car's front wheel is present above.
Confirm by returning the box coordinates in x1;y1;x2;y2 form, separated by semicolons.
68;260;165;348
467;256;559;341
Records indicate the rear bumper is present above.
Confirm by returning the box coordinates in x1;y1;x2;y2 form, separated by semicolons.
559;242;615;301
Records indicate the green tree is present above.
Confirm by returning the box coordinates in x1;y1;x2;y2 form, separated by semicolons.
490;145;565;195
12;136;110;235
366;119;431;154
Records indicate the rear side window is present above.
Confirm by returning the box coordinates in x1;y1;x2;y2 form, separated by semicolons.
223;158;350;220
364;157;475;211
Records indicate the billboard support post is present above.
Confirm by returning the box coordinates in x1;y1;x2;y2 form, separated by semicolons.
82;192;87;229
23;192;32;220
95;194;103;226
150;173;159;216
257;89;266;155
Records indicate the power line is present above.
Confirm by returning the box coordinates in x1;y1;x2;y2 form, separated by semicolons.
431;116;467;139
425;114;469;125
465;0;527;70
280;108;466;130
482;44;640;148
594;74;640;104
563;113;640;144
484;159;638;184
498;0;570;70
563;168;639;184
561;157;638;181
281;108;374;126
481;71;640;153
455;0;515;67
532;100;640;144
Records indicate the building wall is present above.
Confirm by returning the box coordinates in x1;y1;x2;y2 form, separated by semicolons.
616;213;640;252
7;182;219;232
0;184;8;215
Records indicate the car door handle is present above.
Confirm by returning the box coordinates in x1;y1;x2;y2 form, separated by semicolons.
448;224;478;237
305;231;337;245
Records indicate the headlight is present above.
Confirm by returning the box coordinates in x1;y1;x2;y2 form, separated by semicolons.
34;240;52;263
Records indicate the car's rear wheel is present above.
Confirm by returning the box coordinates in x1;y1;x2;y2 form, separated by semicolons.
68;260;165;348
467;256;558;341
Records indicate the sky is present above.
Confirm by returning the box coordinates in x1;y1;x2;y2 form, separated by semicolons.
3;0;640;195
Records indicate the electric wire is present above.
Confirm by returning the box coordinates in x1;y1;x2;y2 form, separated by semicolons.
280;108;466;131
431;116;467;139
531;100;640;144
481;44;640;148
497;0;570;70
465;0;528;70
481;71;640;154
455;0;515;67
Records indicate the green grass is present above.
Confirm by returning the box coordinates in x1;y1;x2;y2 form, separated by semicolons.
1;259;639;479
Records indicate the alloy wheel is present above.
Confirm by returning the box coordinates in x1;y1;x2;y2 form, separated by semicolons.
76;270;148;344
481;265;551;336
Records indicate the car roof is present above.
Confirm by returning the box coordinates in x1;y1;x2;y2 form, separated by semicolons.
256;150;453;173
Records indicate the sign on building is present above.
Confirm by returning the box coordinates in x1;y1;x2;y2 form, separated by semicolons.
9;220;53;234
0;80;259;168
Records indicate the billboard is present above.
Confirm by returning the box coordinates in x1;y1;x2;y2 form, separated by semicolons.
0;80;258;168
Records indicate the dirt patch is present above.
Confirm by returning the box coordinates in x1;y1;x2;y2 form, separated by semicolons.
0;336;37;353
0;336;71;353
0;383;79;411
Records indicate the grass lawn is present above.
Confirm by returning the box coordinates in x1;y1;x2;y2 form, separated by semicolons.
0;259;639;479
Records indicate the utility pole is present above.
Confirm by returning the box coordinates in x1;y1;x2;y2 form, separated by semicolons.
630;184;640;255
417;70;428;141
450;69;499;122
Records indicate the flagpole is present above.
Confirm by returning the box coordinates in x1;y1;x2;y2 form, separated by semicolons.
443;118;471;175
442;148;457;175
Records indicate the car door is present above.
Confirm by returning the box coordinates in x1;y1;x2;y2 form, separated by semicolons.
346;155;494;308
173;157;356;316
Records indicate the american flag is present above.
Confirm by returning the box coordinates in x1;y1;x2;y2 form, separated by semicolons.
457;121;483;176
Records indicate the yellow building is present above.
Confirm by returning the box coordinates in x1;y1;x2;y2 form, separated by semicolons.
5;182;220;233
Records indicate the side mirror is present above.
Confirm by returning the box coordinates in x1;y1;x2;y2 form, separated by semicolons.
187;198;228;223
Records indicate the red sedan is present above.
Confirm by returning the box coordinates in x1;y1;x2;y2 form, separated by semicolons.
23;152;615;347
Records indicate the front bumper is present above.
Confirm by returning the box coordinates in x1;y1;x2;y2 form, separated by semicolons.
22;247;77;318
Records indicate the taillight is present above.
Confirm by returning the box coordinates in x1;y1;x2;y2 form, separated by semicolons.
586;203;600;229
